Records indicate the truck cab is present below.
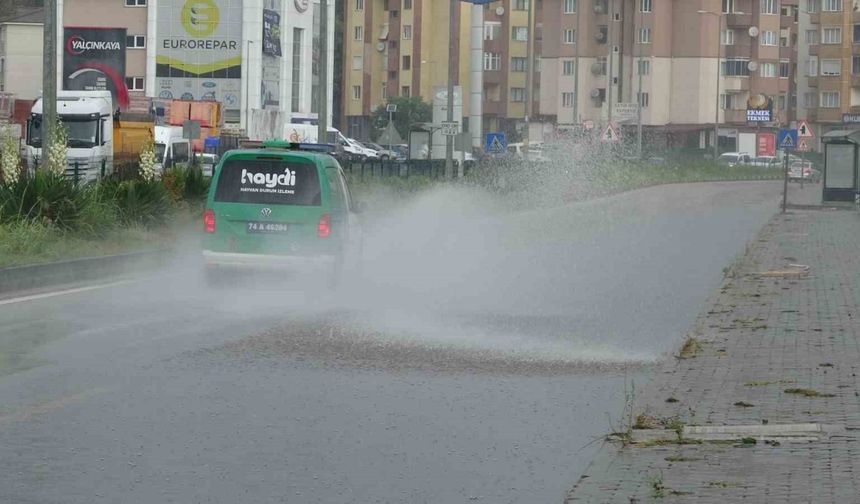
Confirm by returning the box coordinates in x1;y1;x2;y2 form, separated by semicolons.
154;125;191;173
26;90;113;181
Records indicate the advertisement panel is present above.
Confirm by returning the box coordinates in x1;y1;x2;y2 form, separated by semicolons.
261;0;282;109
63;27;128;109
156;0;243;114
746;94;773;123
757;132;776;157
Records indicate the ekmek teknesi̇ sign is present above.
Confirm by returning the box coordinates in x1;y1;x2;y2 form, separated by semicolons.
746;94;773;123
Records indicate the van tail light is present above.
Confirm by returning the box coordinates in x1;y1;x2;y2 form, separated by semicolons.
317;213;331;238
204;209;216;233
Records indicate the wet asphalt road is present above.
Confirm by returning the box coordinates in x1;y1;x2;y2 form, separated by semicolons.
0;181;785;503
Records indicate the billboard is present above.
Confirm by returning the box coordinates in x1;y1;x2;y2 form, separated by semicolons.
63;27;128;109
261;1;282;109
156;0;243;114
757;132;776;157
746;94;773;123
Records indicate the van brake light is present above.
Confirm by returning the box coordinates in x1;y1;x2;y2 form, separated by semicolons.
317;213;331;238
204;209;216;233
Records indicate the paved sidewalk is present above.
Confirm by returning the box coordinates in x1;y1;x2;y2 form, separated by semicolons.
564;202;860;502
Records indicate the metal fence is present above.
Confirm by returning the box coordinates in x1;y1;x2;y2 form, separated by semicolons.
339;159;477;179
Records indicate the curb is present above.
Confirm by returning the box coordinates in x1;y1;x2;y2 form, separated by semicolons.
0;250;173;296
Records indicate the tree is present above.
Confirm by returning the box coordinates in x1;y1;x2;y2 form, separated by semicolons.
369;96;432;142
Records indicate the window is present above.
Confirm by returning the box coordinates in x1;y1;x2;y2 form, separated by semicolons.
124;0;146;6
821;91;840;108
637;92;649;108
510;87;526;102
722;0;735;13
806;29;819;44
402;55;411;70
381;83;387;100
535;56;541;72
514;0;529;10
720;93;735;110
721;58;750;76
404;0;412;9
511;57;528;72
352;55;363;70
854;55;860;74
822;0;842;11
780;34;789;47
807;0;819;13
483;52;501;70
512;26;528;41
638;58;651;75
822;27;841;44
760;31;777;46
562;92;574;107
401;86;410;97
484;22;501;40
854;25;860;43
563;0;577;13
807;56;818;76
721;29;735;45
780;60;790;78
761;0;778;14
403;25;412;39
803;91;817;108
563;60;575;75
126;35;145;49
354;0;363;9
352;85;361;100
640;0;652;12
124;77;144;91
563;29;576;44
354;26;363;41
821;58;841;75
595;56;607;75
638;27;651;44
778;95;786;110
760;62;776;77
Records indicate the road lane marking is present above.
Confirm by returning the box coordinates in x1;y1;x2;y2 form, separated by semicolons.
0;279;136;307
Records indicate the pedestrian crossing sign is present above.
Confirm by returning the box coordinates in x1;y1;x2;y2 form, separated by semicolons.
485;132;507;155
778;128;798;151
601;123;620;143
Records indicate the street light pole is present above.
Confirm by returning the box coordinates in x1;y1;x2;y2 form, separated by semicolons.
245;40;253;134
42;0;58;164
636;8;643;159
445;0;456;179
318;0;329;143
698;9;729;162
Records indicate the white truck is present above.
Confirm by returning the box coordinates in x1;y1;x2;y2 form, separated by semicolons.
26;90;114;181
153;125;191;174
282;123;368;160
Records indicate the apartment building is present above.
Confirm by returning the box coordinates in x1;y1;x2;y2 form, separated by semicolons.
797;0;860;150
540;0;799;152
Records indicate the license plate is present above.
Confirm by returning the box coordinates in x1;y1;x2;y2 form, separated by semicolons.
246;221;289;234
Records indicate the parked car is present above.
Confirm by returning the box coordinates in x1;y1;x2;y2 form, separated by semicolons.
348;138;378;160
751;156;781;168
202;140;362;287
717;152;753;167
789;162;820;183
361;141;399;160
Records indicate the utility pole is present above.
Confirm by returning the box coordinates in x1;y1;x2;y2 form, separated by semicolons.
318;0;329;143
636;8;643;158
42;0;58;165
573;1;581;126
607;0;615;123
523;0;534;160
445;0;455;179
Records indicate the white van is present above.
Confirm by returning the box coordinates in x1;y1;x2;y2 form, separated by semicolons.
154;125;191;173
282;124;365;160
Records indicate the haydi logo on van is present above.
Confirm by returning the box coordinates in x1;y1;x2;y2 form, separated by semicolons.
240;168;297;194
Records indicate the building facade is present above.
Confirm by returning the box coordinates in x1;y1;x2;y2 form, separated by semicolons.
540;0;799;152
53;0;333;128
0;10;44;101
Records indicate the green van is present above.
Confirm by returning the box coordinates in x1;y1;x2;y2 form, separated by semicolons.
202;141;361;284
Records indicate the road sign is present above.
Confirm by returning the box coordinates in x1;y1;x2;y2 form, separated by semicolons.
440;121;459;136
583;120;594;130
485;132;507;154
797;119;814;138
182;120;201;140
613;102;639;121
386;104;397;113
778;128;798;151
796;138;811;152
600;123;620;143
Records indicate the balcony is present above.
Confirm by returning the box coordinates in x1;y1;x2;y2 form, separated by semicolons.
816;108;843;122
852;75;860;87
726;13;753;27
483;70;502;84
724;109;748;123
722;76;750;92
809;13;819;24
724;44;752;59
809;44;819;56
853;11;860;23
850;105;860;114
483;100;504;115
807;76;818;87
780;15;795;28
779;46;794;60
484;38;504;53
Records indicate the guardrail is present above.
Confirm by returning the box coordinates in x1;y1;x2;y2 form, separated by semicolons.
339;159;477;180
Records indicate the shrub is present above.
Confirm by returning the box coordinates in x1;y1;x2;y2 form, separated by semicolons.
0;171;92;230
162;165;209;203
99;178;173;228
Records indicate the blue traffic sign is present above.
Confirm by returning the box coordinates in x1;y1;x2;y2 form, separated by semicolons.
778;128;798;151
485;132;507;154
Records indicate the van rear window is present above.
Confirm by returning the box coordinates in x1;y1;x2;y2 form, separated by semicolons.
214;158;321;206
